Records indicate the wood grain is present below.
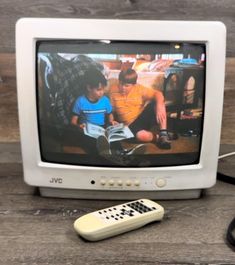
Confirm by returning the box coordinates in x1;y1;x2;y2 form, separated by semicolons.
0;0;235;55
0;149;235;264
0;54;19;142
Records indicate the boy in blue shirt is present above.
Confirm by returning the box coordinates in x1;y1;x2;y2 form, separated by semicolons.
71;68;118;155
71;68;117;129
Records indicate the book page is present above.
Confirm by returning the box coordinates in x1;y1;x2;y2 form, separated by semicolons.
83;123;105;139
108;126;134;142
106;123;124;136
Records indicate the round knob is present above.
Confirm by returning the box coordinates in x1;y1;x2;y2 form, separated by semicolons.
156;178;167;188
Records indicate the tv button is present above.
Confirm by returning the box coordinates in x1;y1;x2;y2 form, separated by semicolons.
134;180;140;186
108;179;115;186
156;178;167;188
100;179;106;186
117;180;123;186
126;180;132;186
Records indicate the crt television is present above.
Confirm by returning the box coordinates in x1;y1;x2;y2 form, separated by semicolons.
16;18;226;199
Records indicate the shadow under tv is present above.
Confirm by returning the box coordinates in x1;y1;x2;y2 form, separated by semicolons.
39;187;202;200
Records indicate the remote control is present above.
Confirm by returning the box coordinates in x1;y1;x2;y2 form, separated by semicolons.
74;199;164;241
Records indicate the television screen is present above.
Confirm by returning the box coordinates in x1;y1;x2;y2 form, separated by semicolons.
37;41;205;167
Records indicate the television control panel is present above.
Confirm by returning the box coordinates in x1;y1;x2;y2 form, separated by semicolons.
90;177;168;189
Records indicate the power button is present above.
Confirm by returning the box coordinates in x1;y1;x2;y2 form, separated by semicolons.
156;178;167;188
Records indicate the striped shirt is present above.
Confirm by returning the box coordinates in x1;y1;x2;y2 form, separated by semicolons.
72;95;112;126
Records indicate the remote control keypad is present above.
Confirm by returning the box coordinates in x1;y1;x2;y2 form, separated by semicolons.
127;201;153;214
93;200;156;223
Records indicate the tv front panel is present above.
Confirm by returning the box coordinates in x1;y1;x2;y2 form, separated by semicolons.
16;19;226;199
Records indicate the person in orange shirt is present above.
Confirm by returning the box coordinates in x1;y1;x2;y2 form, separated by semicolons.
110;68;171;149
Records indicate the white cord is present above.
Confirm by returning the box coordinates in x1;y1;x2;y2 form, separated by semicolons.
218;152;235;160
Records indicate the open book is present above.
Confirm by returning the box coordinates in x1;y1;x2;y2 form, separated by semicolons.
84;122;134;142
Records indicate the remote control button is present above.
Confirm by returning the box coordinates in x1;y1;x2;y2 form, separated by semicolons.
127;202;152;214
156;178;167;188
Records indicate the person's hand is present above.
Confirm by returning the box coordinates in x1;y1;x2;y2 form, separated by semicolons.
79;123;86;129
110;120;119;126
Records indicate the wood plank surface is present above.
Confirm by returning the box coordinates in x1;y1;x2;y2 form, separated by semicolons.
0;143;235;264
0;54;19;142
0;0;235;55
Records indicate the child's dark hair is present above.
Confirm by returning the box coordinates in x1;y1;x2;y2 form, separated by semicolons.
84;68;107;89
118;68;138;85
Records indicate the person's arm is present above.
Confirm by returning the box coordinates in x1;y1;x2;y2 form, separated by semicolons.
144;88;167;130
71;115;85;129
154;90;167;129
108;113;119;126
105;95;119;126
71;98;86;129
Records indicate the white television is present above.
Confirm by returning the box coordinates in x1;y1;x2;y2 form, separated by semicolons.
16;18;226;199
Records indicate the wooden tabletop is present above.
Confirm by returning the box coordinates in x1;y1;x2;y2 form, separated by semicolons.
0;142;235;264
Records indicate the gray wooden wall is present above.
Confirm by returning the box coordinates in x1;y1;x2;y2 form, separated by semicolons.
0;0;235;56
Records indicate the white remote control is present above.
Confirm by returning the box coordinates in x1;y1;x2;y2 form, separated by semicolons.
74;199;164;241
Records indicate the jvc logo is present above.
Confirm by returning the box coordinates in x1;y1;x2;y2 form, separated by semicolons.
49;177;63;184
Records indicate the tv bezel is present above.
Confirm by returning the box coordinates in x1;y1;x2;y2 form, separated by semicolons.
16;18;226;192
